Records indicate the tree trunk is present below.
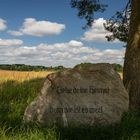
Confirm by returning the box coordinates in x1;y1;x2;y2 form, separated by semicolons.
123;0;140;109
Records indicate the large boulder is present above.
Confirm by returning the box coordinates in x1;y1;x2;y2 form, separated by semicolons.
24;63;129;127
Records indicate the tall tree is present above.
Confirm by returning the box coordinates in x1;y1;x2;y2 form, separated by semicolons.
123;0;140;109
71;0;140;109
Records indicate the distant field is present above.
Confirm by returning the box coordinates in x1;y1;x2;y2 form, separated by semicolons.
0;70;123;82
0;70;54;83
118;72;123;79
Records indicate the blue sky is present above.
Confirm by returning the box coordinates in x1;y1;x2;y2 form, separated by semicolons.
0;0;128;67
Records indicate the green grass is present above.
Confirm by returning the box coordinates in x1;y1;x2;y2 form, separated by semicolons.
0;78;140;140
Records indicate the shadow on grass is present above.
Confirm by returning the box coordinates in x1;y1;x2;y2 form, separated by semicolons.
0;78;140;140
58;110;140;140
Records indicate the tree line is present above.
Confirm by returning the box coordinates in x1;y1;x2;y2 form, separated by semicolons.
74;63;123;72
0;64;64;71
0;63;122;72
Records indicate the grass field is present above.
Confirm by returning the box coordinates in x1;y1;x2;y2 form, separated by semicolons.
0;70;140;140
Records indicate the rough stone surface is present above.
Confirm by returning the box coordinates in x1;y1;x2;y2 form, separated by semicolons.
24;63;129;127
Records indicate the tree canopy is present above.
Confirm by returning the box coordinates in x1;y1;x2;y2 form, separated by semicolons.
71;0;131;43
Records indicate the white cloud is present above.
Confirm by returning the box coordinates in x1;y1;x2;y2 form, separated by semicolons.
8;30;23;36
68;40;83;47
0;40;125;67
8;18;66;37
0;39;23;46
0;18;7;31
81;18;120;43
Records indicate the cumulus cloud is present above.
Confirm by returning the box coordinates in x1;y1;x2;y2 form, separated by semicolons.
0;38;23;46
8;30;23;36
81;18;120;43
8;18;66;37
0;18;7;31
0;40;125;67
68;40;83;47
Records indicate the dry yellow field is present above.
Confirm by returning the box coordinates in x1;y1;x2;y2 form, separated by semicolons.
0;70;54;83
118;72;123;79
0;70;123;84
